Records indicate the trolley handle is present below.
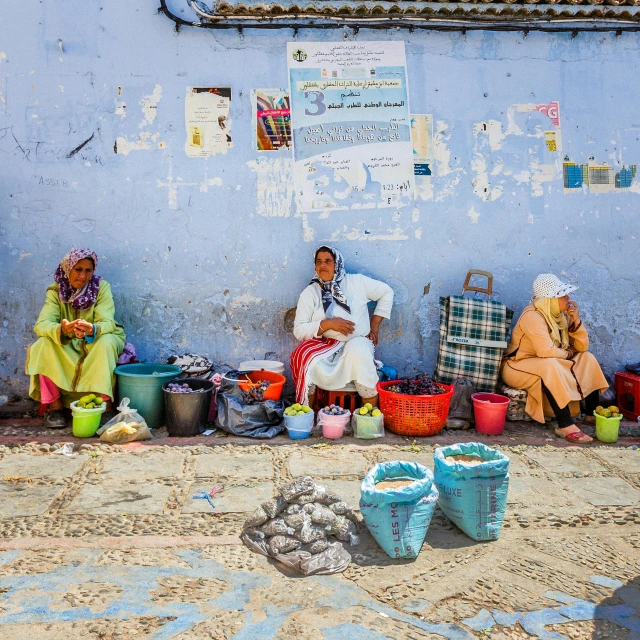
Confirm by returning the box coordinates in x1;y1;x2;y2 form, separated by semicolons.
462;270;493;298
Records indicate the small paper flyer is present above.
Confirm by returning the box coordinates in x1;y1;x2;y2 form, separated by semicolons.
184;87;232;158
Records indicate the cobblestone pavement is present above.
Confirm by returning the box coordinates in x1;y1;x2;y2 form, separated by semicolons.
0;436;638;639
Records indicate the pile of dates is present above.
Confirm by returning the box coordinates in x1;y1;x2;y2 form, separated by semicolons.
388;373;446;396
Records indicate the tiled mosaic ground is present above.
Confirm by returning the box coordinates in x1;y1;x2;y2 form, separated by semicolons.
0;442;638;638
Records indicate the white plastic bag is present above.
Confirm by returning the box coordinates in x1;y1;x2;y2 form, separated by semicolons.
96;398;151;443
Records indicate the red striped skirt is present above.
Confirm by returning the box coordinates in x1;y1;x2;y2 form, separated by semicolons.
290;338;341;405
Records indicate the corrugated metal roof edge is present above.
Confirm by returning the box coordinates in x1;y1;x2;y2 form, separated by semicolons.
159;0;640;28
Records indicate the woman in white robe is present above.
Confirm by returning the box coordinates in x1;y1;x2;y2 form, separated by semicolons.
291;246;393;407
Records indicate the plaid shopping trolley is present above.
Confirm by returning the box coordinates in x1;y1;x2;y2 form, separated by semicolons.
434;270;514;392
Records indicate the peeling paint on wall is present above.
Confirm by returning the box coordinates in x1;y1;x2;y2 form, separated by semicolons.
115;132;161;156
472;101;562;200
246;157;294;217
141;84;162;126
157;165;223;211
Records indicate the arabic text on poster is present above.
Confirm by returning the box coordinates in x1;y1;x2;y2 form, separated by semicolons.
287;42;414;212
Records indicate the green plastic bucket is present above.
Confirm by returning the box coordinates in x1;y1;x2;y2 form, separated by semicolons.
70;401;107;438
114;364;181;429
594;412;622;443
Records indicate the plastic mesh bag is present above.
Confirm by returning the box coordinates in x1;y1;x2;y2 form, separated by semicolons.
97;398;151;443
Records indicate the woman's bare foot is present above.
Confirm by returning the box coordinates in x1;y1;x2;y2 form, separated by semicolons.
555;425;592;443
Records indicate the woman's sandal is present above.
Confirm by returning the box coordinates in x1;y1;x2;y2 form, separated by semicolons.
555;428;592;444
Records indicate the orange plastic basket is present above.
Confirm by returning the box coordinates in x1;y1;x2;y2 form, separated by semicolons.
238;370;286;401
377;380;454;437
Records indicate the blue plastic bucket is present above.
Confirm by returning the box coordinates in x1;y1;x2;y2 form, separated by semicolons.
114;364;181;429
284;411;314;439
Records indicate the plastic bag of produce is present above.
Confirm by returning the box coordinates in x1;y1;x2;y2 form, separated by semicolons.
97;398;151;443
242;530;351;576
261;496;287;518
268;535;302;555
310;504;337;526
360;461;439;559
296;521;327;544
260;518;295;537
281;476;315;501
353;413;385;440
284;511;310;530
243;507;269;529
434;442;509;541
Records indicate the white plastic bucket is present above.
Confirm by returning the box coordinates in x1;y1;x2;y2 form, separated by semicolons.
238;360;285;375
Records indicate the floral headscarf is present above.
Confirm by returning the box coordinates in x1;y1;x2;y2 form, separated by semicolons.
310;245;351;314
54;248;101;311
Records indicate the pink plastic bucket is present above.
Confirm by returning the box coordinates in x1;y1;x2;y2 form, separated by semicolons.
319;409;351;439
472;393;509;435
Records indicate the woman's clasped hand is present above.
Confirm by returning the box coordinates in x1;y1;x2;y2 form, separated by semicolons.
61;318;94;339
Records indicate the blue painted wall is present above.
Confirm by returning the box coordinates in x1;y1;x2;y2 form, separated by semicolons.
1;1;639;395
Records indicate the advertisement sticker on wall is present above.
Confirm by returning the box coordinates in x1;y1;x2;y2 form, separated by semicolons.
252;89;292;152
184;87;232;157
287;41;414;212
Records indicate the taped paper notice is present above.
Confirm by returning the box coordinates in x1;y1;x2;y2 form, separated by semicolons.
544;131;557;152
185;87;232;157
287;41;414;212
411;114;433;199
252;89;292;152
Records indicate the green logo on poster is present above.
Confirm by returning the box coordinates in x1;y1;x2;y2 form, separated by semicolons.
292;48;307;62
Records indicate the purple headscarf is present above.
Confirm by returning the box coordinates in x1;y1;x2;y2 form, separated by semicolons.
54;248;102;311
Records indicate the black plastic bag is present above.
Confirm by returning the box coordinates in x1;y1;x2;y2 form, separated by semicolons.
600;373;617;405
215;375;284;438
446;377;475;428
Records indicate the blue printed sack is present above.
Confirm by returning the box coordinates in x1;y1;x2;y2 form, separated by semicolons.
434;443;509;541
360;461;439;559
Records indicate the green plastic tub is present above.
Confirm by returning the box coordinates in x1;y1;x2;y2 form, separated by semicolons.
594;412;622;443
70;401;107;438
114;364;181;429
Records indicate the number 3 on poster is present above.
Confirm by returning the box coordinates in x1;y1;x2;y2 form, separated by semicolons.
304;91;326;117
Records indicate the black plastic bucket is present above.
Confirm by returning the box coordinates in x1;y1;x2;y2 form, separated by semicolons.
163;378;214;437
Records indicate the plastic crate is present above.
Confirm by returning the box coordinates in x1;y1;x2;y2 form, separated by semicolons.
377;380;454;437
614;371;640;420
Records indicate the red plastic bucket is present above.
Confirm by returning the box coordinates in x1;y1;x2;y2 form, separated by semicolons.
472;393;509;435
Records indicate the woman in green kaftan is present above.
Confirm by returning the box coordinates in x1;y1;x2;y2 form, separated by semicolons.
25;248;125;428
